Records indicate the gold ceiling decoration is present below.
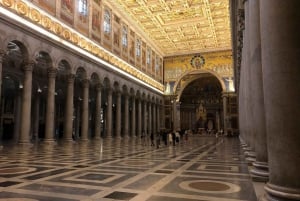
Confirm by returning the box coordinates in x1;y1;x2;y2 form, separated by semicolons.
107;0;232;56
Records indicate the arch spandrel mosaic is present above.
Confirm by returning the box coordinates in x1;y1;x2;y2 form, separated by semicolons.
164;51;234;93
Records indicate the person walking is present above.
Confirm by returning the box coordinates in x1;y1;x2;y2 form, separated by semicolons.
150;132;155;146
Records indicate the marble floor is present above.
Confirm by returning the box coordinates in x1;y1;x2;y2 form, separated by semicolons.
0;136;257;201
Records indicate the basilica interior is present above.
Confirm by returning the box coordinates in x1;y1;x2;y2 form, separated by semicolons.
0;0;299;201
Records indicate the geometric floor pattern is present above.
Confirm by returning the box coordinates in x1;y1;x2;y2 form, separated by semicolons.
0;136;257;201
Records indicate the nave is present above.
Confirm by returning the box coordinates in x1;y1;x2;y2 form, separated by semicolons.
0;136;257;201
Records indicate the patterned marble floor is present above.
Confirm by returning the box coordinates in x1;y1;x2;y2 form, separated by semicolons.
0;136;257;201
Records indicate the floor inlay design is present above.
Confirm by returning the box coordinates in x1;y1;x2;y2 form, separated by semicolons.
179;179;241;194
0;136;257;201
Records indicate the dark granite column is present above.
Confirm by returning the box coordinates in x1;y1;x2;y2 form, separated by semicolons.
131;96;136;138
244;0;255;151
44;68;57;143
106;89;112;139
124;94;129;138
13;89;22;142
148;102;152;135
81;79;89;141
222;93;228;135
0;50;4;109
19;62;34;144
260;1;300;200
153;103;156;134
137;98;142;138
143;100;147;135
115;91;121;139
94;83;102;140
63;74;75;142
32;91;40;141
249;0;268;182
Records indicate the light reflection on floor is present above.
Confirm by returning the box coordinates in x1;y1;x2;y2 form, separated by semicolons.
0;136;257;201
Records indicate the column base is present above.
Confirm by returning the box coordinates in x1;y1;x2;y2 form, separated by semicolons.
243;146;253;151
241;143;248;147
62;138;76;144
63;137;74;141
43;139;57;144
246;156;256;165
94;136;102;141
261;183;300;201
80;138;89;142
245;151;256;157
250;161;269;182
103;136;113;142
18;140;32;145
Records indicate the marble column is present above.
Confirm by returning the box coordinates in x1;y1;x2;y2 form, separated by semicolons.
75;100;80;139
13;89;22;141
0;51;4;144
238;38;246;144
244;0;255;150
63;74;75;141
124;94;129;138
94;84;102;140
222;93;228;135
216;111;220;132
260;1;300;200
148;102;152;135
81;79;89;141
0;51;4;108
19;62;34;144
131;97;136;138
137;98;142;138
32;93;40;141
249;0;268;182
171;99;176;130
153;104;156;134
44;68;57;142
143;100;147;135
237;5;247;145
115;91;121;138
175;101;181;131
156;104;160;131
106;89;112;139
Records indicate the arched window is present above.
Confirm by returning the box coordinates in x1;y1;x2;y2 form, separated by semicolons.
103;9;111;33
122;26;128;46
78;0;87;16
136;39;141;57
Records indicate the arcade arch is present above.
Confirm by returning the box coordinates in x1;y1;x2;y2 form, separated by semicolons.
0;34;163;144
165;71;230;135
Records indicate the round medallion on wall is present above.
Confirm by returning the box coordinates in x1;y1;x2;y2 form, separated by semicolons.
190;55;205;69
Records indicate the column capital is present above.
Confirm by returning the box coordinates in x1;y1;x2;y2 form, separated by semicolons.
47;67;57;78
67;74;75;83
22;61;35;72
107;87;112;95
81;79;90;88
95;83;102;91
114;89;121;96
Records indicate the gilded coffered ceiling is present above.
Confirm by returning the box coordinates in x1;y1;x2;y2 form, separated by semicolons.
107;0;232;56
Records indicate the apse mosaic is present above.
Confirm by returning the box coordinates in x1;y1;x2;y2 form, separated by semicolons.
164;50;234;93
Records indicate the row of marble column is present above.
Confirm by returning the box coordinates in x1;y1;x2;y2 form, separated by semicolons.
239;0;300;200
0;58;162;143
